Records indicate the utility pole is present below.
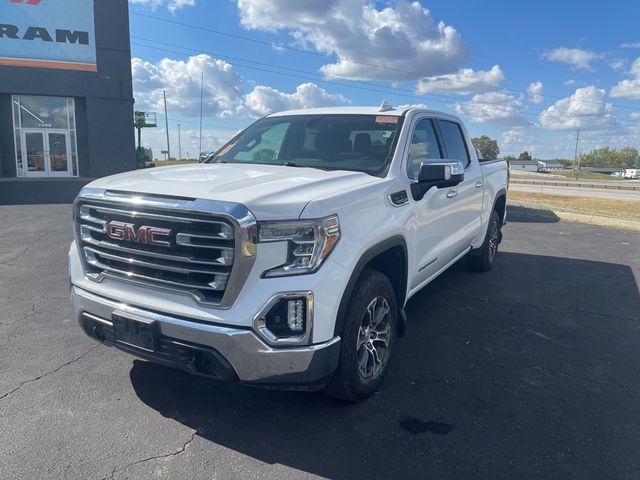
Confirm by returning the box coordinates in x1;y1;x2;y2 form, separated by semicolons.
178;123;182;161
573;128;580;180
163;90;171;160
199;71;204;160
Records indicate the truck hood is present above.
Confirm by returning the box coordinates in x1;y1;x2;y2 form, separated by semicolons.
87;163;379;219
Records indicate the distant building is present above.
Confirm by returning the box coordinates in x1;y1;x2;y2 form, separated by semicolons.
537;160;565;171
508;160;539;172
0;0;135;204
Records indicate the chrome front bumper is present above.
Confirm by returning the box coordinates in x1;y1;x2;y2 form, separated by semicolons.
71;286;341;386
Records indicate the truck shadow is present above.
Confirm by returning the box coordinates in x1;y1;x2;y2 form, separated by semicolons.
129;252;640;479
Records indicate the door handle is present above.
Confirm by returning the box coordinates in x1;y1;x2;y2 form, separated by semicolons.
446;190;458;198
475;181;484;188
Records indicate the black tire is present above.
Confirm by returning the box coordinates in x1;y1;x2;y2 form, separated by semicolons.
466;209;501;272
325;270;397;402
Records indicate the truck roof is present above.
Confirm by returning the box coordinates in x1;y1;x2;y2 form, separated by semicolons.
266;106;462;123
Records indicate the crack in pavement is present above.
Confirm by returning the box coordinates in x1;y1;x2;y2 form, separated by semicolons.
0;232;49;266
0;304;37;327
102;430;198;480
100;405;221;479
0;345;99;401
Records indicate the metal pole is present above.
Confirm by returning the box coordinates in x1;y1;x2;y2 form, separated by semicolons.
178;123;182;161
199;71;204;159
573;128;580;180
163;90;171;160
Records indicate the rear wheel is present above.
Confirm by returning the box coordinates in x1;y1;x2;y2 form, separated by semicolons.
325;270;397;402
467;209;501;272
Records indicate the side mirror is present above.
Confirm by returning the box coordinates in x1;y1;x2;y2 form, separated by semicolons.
418;161;464;187
411;161;464;200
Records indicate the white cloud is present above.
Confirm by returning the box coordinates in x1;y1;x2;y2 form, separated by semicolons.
541;48;600;71
132;55;245;117
609;58;627;72
454;91;529;126
397;103;429;110
236;0;468;82
539;86;615;130
610;57;640;99
527;81;544;104
620;42;640;49
416;65;504;95
244;82;349;116
630;112;640;120
564;79;576;86
129;0;196;13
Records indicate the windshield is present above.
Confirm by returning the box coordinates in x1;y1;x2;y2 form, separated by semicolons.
207;114;402;176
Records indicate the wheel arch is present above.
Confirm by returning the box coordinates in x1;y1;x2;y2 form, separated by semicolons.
493;188;507;225
333;236;408;337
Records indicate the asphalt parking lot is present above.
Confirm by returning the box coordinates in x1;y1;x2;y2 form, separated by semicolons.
1;204;639;480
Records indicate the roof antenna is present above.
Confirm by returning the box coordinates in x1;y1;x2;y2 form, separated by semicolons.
378;100;393;112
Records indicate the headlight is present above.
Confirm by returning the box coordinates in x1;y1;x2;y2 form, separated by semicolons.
258;215;340;277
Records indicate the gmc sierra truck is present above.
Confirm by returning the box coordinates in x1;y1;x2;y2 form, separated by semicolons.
69;105;508;401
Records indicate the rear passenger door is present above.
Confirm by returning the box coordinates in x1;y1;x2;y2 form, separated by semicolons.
405;117;462;290
436;119;484;252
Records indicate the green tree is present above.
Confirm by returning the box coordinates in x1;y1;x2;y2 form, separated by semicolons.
471;135;500;159
579;147;639;168
518;151;532;162
503;155;517;161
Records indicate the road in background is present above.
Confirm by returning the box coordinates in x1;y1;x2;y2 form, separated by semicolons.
510;182;640;201
1;205;639;479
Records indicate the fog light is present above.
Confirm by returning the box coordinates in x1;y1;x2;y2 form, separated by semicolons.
287;299;305;332
263;296;307;338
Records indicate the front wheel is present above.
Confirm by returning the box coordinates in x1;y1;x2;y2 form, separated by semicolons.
466;209;501;272
325;270;397;402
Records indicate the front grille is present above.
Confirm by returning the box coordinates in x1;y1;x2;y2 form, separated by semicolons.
74;191;256;306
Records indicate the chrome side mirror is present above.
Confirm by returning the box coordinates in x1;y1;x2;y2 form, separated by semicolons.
412;161;465;200
417;161;464;186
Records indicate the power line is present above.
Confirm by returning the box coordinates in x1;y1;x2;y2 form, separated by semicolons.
130;11;640;112
131;39;640;128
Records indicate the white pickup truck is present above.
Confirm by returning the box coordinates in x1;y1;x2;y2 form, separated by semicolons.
69;105;508;401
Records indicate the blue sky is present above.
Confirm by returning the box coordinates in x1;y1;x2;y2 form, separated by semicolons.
128;0;640;160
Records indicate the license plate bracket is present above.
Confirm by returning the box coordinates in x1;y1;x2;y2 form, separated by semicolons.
111;311;158;352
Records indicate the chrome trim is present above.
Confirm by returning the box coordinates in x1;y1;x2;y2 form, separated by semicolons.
175;233;234;250
72;286;340;382
84;249;229;291
387;191;409;207
83;246;228;276
253;291;314;347
80;229;232;266
74;187;257;308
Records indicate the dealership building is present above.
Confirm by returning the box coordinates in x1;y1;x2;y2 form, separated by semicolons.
0;0;135;203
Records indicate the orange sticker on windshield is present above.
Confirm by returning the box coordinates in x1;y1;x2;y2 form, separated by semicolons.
375;115;398;124
215;143;235;157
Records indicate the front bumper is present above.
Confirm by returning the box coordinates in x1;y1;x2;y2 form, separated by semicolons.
72;286;341;388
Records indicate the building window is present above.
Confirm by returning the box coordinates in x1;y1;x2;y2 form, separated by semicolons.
12;95;79;178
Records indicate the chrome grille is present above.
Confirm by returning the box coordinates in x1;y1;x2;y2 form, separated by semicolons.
74;189;257;307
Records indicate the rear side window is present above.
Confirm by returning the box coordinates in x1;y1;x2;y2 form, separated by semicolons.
438;120;470;167
406;118;442;180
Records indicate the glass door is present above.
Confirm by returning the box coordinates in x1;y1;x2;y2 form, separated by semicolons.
46;131;72;177
22;130;47;177
20;129;72;177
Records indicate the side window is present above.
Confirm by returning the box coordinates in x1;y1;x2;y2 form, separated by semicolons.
437;120;470;167
406;118;442;180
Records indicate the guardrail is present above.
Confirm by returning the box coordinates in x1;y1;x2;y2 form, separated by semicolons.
509;179;640;191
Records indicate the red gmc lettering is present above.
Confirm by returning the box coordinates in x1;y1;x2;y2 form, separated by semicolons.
105;221;171;247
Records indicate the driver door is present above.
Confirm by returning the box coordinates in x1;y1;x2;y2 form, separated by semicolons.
405;117;462;292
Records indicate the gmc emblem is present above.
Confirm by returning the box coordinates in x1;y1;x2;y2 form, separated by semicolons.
106;221;171;247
